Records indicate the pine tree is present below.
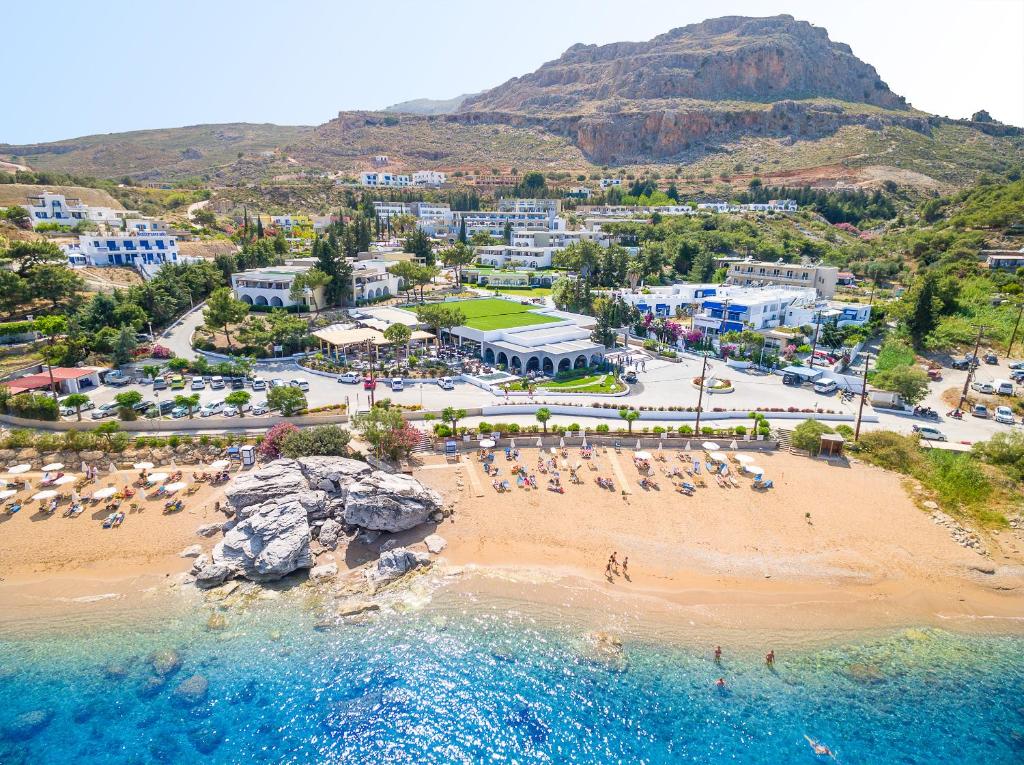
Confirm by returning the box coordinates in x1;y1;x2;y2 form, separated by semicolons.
458;217;467;244
256;217;264;238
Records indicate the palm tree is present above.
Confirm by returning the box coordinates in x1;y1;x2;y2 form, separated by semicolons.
62;393;90;421
618;408;639;433
535;407;551;434
174;393;201;419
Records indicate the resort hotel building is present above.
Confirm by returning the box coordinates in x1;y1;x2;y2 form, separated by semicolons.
726;258;840;298
22;191;131;228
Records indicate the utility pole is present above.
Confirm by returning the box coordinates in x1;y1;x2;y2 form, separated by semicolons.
694;354;709;435
1008;302;1024;358
854;350;871;441
958;324;988;411
808;308;823;369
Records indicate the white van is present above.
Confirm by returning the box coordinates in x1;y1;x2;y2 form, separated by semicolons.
391;378;404;392
994;379;1015;396
437;376;455;391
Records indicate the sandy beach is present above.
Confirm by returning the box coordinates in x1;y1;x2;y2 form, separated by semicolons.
0;447;1022;635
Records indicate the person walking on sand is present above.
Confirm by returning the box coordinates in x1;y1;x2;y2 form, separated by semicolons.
765;649;775;667
610;551;619;574
714;646;722;664
622;557;629;577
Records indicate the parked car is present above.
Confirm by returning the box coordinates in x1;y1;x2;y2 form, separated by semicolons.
90;402;119;420
391;378;404;392
60;398;95;416
153;377;167;391
199;401;224;417
622;370;638;384
972;404;990;419
230;377;245;390
223;401;252;417
105;372;130;387
133;399;154;413
971;380;995;395
813;379;838;395
916;426;947;441
190;378;205;391
363;377;376;391
984;353;998;365
782;373;802;386
1011;370;1024;383
251;378;267;391
290;379;310;392
437;376;455;390
210;376;225;390
171;405;190;419
251;402;270;415
337;372;360;384
153;400;176;416
995;406;1016;425
170;375;185;390
1008;361;1024;370
270;378;285;389
994;379;1015;396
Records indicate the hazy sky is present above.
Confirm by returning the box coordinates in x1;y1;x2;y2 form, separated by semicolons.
2;0;1022;144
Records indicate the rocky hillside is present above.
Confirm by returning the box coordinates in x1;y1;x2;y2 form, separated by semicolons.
2;15;1021;186
462;15;905;114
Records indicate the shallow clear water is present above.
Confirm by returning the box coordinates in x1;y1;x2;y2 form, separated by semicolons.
1;590;1023;764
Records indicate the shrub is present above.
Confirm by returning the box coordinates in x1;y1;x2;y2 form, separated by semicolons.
700;427;714;435
834;424;854;439
6;393;59;421
595;424;610;433
757;422;771;436
259;422;299;460
678;425;693;434
652;426;666;435
135;436;150;448
167;435;181;448
734;425;747;435
5;429;34;448
433;423;452;437
567;423;581;433
477;421;492;434
281;425;352;458
504;423;521;434
791;419;835;455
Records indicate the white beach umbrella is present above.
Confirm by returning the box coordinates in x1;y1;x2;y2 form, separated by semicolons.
133;462;155;470
536;437;543;448
683;441;692;451
0;489;17;499
746;465;765;476
479;439;496;449
559;437;565;448
7;464;30;475
710;453;730;463
509;439;516;449
146;472;169;484
32;490;58;501
735;453;756;464
702;441;721;451
550;446;558;455
41;462;64;472
635;439;642;450
53;475;77;486
210;459;230;469
581;436;587;448
634;451;652;460
92;486;118;499
163;481;187;493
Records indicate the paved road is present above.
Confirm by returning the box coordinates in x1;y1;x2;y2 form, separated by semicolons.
83;328;1020;443
157;304;206;361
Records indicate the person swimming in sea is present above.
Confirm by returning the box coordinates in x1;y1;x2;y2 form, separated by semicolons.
805;736;834;759
715;677;726;688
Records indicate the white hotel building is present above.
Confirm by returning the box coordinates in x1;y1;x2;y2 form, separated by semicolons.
65;230;180;270
360;171;446;188
474;245;558;269
23;191;129;228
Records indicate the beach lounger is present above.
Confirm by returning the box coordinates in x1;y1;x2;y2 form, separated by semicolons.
102;512;117;528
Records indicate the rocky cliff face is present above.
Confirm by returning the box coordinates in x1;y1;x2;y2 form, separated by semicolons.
450;15;919;164
461;16;906;114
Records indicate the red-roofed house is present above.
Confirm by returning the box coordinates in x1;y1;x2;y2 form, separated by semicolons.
5;367;105;396
836;271;856;286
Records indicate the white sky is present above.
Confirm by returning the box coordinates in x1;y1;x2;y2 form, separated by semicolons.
1;0;1021;144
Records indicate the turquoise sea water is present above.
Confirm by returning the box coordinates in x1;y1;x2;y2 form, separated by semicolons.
1;587;1023;764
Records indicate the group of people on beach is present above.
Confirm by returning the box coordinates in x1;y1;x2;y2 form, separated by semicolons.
604;551;629;579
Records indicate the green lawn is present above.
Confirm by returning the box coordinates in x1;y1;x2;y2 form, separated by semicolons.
539;373;625;394
446;298;561;331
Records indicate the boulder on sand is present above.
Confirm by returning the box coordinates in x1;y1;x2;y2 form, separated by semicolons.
194;562;232;589
297;456;371;494
224;460;310;511
366;547;430;585
195;524;221;538
317;518;343;550
424;534;447;554
212;498;313;582
310;562;338;582
343;473;443;532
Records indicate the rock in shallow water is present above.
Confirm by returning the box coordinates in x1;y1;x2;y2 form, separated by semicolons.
148;649;182;677
172;674;209;706
367;547;431;585
3;709;54;741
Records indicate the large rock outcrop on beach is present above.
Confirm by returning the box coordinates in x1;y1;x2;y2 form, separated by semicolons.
194;458;443;587
343;472;444;532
